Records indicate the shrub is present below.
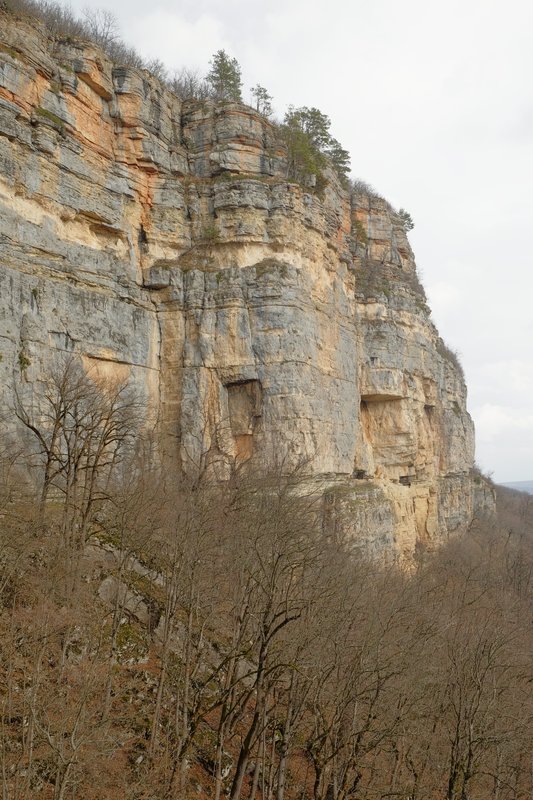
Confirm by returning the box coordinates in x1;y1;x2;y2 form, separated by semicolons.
18;352;30;371
351;178;385;201
3;0;145;67
170;67;210;101
200;223;220;242
352;218;368;247
436;338;465;379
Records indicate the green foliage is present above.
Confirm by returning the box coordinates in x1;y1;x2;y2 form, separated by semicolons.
353;218;368;247
206;49;242;101
18;352;30;371
213;171;272;184
0;43;20;59
286;106;332;151
282;119;326;188
200;222;220;242
35;106;64;130
398;207;414;231
327;138;351;183
472;463;495;488
250;83;273;116
115;621;148;663
254;259;289;279
282;105;351;188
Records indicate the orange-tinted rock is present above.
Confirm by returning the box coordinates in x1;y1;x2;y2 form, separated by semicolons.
0;11;493;559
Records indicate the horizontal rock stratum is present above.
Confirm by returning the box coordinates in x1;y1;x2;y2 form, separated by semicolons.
0;11;494;558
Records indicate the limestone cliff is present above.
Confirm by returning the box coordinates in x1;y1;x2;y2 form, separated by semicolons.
0;11;492;558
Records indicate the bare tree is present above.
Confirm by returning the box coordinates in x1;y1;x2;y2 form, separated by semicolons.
13;357;141;547
82;7;120;47
171;67;210;101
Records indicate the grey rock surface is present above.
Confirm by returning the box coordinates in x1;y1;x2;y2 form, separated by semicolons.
0;11;494;559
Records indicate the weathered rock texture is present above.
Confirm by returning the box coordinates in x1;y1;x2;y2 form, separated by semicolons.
0;12;492;558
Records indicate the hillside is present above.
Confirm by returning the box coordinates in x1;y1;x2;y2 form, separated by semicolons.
0;6;530;800
0;456;531;799
501;480;533;494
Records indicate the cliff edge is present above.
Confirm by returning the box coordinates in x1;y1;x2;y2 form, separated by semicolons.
0;11;494;558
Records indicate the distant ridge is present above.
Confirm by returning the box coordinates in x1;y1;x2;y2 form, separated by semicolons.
501;480;533;494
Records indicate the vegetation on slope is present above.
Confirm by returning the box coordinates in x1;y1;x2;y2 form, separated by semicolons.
1;0;351;187
0;358;532;799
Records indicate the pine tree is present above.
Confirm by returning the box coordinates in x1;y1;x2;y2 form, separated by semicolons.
285;106;332;151
282;108;326;186
282;106;351;186
326;138;351;184
250;84;273;116
206;50;243;101
398;208;415;231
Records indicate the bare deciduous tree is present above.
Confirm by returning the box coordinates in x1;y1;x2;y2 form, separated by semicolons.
82;7;119;47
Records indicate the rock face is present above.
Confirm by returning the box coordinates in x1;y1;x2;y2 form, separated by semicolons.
0;12;492;558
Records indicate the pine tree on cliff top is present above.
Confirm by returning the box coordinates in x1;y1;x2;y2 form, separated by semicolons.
283;106;351;185
206;50;243;101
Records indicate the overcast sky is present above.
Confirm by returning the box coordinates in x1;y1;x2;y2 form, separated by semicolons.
70;0;533;481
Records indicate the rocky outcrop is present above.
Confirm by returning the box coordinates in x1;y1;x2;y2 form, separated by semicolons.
0;11;493;559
